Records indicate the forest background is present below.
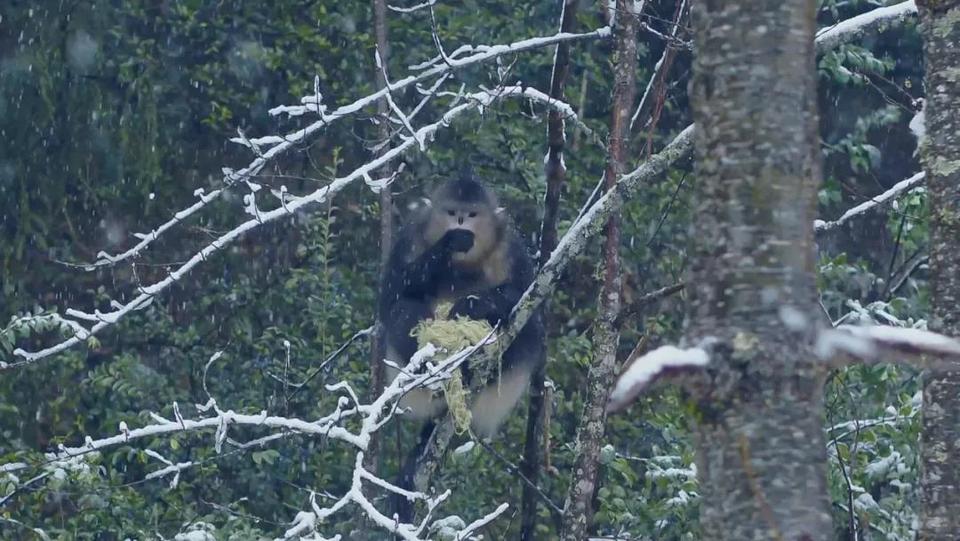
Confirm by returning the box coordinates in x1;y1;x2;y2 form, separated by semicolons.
0;1;941;539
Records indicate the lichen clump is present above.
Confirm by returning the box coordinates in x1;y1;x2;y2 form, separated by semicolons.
411;301;494;434
413;302;494;352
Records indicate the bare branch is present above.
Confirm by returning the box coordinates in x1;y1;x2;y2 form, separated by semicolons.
523;0;581;536
508;125;694;343
629;0;688;132
559;0;637;534
615;281;685;327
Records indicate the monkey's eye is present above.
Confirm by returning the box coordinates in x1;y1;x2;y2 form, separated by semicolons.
468;211;477;218
446;210;456;217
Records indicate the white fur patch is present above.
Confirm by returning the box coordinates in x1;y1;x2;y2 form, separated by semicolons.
385;347;534;437
469;362;535;437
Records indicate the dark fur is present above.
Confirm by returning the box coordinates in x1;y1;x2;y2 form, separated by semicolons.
378;176;545;522
378;178;544;382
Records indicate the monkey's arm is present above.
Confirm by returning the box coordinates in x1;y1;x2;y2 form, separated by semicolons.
383;297;433;361
388;229;475;300
379;228;475;359
450;238;535;326
449;283;524;326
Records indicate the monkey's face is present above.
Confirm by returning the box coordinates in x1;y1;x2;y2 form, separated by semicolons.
429;204;497;265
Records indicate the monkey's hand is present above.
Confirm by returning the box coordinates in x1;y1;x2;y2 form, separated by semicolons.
450;295;501;324
439;229;474;253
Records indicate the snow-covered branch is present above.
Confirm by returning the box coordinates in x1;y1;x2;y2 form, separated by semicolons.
507;125;694;343
815;1;917;54
469;84;598;140
283;453;507;541
387;0;438;14
82;25;610;272
7;339;505;539
10;85;572;367
817;324;960;369
815;172;925;233
607;344;710;413
268;26;610;119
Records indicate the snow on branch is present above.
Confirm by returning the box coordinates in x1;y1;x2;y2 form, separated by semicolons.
7;340;505;539
816;324;960;367
388;0;438;14
268;26;611;118
88;188;222;268
815;172;925;233
815;1;917;53
506;125;694;343
84;25;610;272
469;84;598;141
29;344;425;472
10;85;572;367
607;344;710;413
284;454;506;541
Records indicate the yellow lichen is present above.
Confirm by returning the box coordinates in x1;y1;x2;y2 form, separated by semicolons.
410;301;495;435
443;370;472;434
413;314;493;352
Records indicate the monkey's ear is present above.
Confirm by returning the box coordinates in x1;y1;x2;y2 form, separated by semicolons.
422;197;433;208
495;207;506;216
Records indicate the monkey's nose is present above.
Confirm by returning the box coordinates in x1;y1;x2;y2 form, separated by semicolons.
458;217;464;225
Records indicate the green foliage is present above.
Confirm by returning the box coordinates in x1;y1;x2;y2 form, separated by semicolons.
820;45;895;87
0;0;933;539
822;104;902;174
825;364;922;541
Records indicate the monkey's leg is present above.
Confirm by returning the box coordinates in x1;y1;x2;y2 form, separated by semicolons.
470;361;537;438
393;420;436;523
468;314;545;437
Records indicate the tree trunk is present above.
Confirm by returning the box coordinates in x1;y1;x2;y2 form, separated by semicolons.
916;2;960;539
687;1;832;539
366;0;393;476
522;1;579;538
558;1;636;538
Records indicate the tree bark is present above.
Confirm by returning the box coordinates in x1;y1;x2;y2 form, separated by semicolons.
522;1;579;539
559;1;636;539
687;1;832;540
915;2;960;539
366;0;393;476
